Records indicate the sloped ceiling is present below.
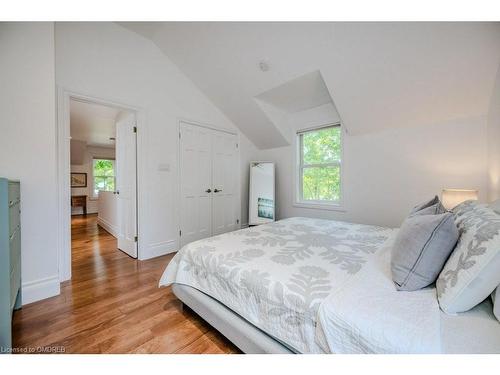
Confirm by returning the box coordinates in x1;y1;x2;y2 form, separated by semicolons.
255;70;332;114
70;99;120;148
119;22;500;149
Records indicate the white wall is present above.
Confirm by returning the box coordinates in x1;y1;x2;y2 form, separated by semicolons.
1;21;492;305
487;64;500;201
0;23;59;304
239;134;260;227
97;191;118;237
70;139;86;164
56;22;250;260
70;145;116;215
252;103;488;228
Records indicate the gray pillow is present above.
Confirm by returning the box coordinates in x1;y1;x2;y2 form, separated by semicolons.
391;212;459;291
409;195;446;216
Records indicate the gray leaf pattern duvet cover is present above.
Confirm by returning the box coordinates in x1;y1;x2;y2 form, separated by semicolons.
159;217;395;353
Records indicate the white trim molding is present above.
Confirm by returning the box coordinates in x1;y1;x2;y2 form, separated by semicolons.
56;87;71;282
97;216;119;238
140;239;177;260
57;87;145;282
293;122;346;211
22;275;61;305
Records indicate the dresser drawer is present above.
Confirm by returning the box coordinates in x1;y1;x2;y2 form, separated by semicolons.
10;259;21;310
8;182;20;206
9;203;20;237
9;228;21;273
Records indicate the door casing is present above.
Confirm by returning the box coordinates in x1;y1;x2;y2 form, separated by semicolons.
56;88;143;281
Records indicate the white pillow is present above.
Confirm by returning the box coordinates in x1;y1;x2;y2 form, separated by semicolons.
492;287;499;322
436;201;500;314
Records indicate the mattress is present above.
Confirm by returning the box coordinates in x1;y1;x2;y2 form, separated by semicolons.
160;217;395;353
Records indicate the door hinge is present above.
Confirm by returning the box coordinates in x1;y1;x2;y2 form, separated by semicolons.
179;132;181;139
134;236;138;242
236;219;239;224
179;230;182;236
236;143;238;148
133;126;137;133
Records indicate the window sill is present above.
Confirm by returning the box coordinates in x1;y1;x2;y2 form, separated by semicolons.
293;201;346;212
89;196;99;201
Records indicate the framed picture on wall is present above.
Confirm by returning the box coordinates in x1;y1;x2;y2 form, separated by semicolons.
71;172;87;188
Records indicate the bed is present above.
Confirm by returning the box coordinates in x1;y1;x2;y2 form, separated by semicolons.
159;217;500;354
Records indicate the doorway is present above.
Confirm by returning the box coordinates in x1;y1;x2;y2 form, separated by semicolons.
58;91;140;281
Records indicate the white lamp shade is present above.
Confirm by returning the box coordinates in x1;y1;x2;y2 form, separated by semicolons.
441;189;478;210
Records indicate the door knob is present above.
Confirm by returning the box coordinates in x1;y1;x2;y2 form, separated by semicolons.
214;188;222;193
205;189;212;193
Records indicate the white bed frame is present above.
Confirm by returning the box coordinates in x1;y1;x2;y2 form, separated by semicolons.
172;284;296;354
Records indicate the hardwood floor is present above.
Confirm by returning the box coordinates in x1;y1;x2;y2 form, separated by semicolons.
12;214;239;354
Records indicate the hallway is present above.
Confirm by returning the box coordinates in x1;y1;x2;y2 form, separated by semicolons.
12;215;238;353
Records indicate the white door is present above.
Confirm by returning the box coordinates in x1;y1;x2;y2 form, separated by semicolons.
180;122;213;246
115;114;138;258
212;131;238;236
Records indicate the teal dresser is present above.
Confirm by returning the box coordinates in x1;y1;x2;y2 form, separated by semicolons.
0;178;21;353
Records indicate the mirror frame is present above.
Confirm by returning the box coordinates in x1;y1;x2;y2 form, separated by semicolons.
248;161;275;226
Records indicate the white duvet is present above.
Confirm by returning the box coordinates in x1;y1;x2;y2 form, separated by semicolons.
159;217;443;353
315;236;442;354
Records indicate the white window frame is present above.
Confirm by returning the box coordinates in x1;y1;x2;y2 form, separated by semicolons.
294;122;345;211
92;157;116;199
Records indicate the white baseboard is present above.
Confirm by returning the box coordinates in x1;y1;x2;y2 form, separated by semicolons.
140;239;177;260
22;275;60;305
97;217;119;238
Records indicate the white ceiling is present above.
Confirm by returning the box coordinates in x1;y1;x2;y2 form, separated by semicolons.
256;70;332;114
120;22;500;149
70;99;121;148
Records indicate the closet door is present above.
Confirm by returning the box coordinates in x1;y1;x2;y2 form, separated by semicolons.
212;131;238;235
180;122;213;247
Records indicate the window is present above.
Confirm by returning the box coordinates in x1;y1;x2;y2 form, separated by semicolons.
92;158;115;197
296;124;342;207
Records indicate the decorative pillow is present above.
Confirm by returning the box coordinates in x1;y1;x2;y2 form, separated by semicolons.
492;287;499;322
391;212;459;291
436;201;500;314
409;196;446;216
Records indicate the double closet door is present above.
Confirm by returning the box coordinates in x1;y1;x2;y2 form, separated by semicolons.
180;122;239;247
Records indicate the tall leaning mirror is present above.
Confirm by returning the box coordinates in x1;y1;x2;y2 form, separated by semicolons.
248;162;275;226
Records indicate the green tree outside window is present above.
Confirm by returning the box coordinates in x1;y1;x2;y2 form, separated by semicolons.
299;125;341;203
93;159;115;197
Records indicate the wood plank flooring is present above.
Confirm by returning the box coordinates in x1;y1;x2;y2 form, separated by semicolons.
12;214;239;354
